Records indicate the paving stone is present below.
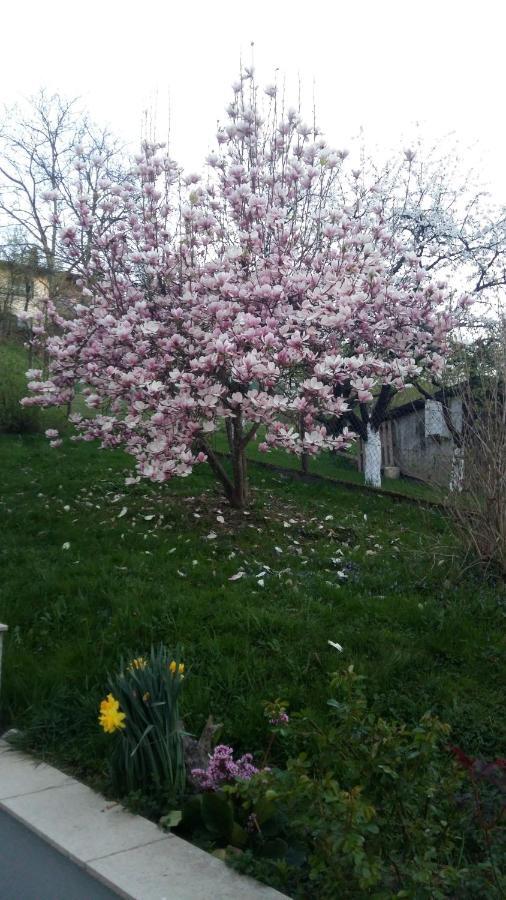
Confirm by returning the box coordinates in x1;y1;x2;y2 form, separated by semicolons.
89;834;287;900
2;780;170;862
0;747;72;798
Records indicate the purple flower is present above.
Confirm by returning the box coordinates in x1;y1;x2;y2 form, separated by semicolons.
191;744;260;791
269;711;290;727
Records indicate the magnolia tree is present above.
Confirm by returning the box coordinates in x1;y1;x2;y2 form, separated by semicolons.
319;277;462;486
23;73;459;502
319;138;478;484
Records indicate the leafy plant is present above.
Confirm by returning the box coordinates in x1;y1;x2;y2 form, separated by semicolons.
100;644;186;799
176;667;505;899
450;744;506;893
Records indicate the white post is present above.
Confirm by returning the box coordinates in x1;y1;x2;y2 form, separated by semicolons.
363;424;382;487
449;446;465;492
0;624;7;703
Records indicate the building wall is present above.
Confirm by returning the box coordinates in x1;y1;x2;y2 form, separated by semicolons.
392;397;462;485
0;268;49;320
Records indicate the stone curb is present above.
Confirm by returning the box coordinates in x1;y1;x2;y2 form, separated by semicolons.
0;741;288;900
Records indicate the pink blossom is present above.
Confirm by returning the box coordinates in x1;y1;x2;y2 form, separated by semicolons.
23;76;460;506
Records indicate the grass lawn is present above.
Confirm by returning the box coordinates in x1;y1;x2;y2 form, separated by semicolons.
210;425;440;501
0;433;505;787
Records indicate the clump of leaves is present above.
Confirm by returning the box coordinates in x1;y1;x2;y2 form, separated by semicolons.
103;643;186;799
174;667;505;898
450;744;506;892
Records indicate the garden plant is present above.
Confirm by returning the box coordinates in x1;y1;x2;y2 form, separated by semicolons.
172;666;506;899
99;644;186;797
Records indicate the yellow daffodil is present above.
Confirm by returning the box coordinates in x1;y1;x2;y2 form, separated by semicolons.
169;660;185;676
99;694;126;734
128;656;148;672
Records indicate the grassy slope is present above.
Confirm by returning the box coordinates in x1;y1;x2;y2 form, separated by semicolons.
210;428;439;501
0;434;504;783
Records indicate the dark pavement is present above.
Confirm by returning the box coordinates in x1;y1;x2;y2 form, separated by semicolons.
0;808;119;900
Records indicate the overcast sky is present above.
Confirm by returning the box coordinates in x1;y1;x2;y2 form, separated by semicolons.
2;0;505;200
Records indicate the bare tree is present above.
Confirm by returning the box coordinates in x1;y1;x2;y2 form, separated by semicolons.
0;90;127;299
443;322;506;576
336;134;506;318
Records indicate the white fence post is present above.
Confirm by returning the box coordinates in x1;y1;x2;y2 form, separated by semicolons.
0;624;7;702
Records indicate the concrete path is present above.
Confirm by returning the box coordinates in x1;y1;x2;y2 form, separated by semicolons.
0;741;287;900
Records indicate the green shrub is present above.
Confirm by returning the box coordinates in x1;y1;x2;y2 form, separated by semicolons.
0;340;75;433
100;644;186;799
0;342;41;433
177;667;505;898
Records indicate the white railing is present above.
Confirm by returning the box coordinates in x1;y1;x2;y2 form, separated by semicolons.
0;624;7;701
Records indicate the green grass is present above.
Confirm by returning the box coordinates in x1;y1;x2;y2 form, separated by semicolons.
0;340;78;435
211;427;440;501
0;433;505;786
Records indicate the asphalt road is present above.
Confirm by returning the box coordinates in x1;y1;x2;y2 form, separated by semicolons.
0;808;119;900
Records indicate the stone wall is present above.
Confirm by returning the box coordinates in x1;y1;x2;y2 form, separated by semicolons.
0;268;49;320
392;397;462;485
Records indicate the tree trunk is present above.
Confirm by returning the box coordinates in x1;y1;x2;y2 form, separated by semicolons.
229;414;248;508
199;412;250;509
449;445;465;492
200;440;248;509
363;424;382;487
229;442;248;508
299;415;309;475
